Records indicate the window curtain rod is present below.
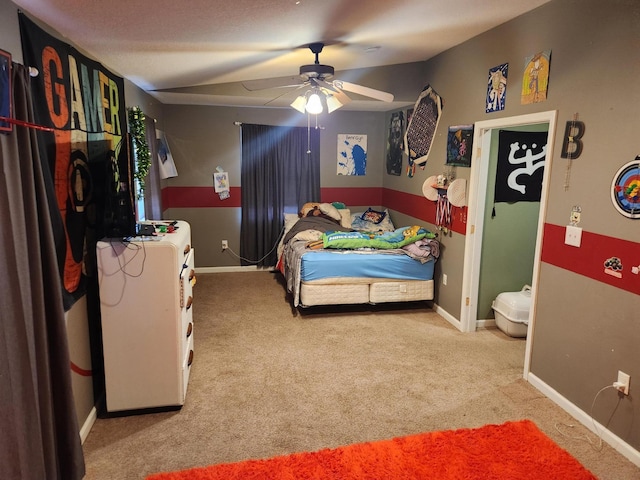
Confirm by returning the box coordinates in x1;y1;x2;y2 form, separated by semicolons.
0;115;54;132
234;120;324;130
1;59;52;131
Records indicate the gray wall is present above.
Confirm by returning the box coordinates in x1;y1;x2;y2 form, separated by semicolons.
412;0;639;450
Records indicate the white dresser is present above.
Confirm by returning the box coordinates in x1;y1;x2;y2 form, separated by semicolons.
96;220;195;412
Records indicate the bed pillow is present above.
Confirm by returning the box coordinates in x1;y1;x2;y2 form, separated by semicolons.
351;209;395;232
361;207;387;224
283;213;299;232
319;203;342;222
339;209;352;228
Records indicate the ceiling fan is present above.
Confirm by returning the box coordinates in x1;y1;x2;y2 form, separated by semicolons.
242;42;394;114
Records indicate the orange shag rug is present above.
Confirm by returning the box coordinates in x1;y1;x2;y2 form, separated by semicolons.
146;420;596;480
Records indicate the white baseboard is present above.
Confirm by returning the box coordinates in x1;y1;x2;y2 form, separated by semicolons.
527;373;640;468
476;318;497;329
196;265;276;274
433;303;463;331
79;406;97;444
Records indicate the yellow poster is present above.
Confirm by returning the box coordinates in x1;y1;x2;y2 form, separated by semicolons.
521;50;551;104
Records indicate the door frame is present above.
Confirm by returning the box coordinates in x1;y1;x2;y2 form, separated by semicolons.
459;111;558;375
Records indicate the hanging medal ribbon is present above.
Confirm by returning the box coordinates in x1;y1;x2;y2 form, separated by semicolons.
436;193;452;232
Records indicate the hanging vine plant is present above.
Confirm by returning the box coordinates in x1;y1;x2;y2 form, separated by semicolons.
128;106;151;197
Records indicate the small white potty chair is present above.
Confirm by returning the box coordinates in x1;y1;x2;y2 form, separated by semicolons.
491;285;531;338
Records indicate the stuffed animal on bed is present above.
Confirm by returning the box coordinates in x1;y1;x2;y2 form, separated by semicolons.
299;202;320;217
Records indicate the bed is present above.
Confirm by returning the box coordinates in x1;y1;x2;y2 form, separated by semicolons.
277;203;439;308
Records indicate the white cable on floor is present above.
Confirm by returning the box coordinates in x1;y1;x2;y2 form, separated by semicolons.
554;384;620;452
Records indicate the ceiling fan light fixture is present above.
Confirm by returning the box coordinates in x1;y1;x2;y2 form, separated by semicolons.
326;94;343;113
305;92;323;114
290;95;307;113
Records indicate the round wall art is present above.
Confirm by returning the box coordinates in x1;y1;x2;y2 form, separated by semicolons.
611;156;640;219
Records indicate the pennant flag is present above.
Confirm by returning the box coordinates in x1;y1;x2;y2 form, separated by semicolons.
495;130;547;203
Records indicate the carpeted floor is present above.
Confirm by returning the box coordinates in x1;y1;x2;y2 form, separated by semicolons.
82;272;639;480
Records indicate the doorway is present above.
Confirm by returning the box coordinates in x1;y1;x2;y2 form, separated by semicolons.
460;111;558;376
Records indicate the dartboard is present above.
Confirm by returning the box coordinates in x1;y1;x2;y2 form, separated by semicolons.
611;157;640;219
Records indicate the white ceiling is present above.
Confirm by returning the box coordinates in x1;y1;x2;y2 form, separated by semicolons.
13;0;551;111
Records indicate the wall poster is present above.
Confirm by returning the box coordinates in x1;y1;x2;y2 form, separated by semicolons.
521;50;551;105
495;130;547;204
486;62;508;113
446;125;474;167
338;134;367;176
156;129;178;179
385;111;404;176
20;13;133;309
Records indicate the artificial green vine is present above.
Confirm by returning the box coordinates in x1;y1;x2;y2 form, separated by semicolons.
128;106;151;197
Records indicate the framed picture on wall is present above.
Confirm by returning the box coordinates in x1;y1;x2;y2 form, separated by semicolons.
213;171;229;193
446;125;474;167
0;49;12;133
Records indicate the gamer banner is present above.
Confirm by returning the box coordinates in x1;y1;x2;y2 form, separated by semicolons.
19;13;133;310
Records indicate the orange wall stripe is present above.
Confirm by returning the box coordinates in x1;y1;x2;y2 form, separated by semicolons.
541;223;640;295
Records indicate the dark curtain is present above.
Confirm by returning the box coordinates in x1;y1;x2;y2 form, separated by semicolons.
240;124;320;267
0;64;85;478
143;115;163;220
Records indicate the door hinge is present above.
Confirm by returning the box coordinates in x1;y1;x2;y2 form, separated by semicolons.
470;225;475;234
465;297;470;306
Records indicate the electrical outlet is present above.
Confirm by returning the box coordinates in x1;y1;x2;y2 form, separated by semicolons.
442;274;448;286
221;240;228;250
616;371;630;395
564;225;582;247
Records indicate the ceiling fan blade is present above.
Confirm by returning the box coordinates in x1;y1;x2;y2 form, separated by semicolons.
242;76;302;91
315;79;351;106
264;83;307;107
333;80;394;102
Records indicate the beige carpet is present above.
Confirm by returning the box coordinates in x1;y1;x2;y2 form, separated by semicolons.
82;272;639;479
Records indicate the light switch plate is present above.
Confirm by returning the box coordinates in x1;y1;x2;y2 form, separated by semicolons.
564;225;582;247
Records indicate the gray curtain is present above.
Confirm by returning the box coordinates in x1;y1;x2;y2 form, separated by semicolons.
0;63;85;479
240;123;320;267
